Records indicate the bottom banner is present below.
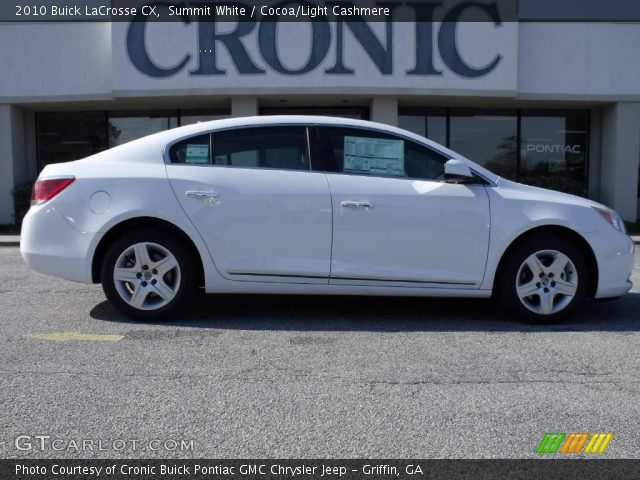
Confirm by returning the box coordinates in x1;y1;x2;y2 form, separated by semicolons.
3;459;640;480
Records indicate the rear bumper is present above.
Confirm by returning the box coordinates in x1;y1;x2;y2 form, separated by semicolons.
20;205;95;283
588;228;635;299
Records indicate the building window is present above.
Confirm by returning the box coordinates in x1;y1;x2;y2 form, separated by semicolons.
260;106;369;120
36;108;233;170
398;108;590;196
519;110;589;197
36;111;107;168
108;111;178;147
449;109;518;179
179;109;230;126
399;108;447;147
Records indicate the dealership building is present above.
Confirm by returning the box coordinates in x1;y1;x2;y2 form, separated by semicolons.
1;2;640;224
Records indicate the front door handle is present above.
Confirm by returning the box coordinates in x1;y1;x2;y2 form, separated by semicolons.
186;191;220;204
340;200;373;209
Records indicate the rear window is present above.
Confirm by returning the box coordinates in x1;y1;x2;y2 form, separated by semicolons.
169;134;211;164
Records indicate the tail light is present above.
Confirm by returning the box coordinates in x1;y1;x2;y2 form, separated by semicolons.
31;177;75;205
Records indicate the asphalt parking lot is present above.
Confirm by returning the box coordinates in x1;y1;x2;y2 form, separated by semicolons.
1;246;639;459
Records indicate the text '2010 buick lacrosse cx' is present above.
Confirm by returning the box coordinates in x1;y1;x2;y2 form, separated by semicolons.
20;116;634;323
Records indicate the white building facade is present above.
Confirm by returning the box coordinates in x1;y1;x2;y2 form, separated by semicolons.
1;7;640;223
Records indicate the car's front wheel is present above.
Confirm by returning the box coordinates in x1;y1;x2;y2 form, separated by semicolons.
499;237;589;323
101;230;196;321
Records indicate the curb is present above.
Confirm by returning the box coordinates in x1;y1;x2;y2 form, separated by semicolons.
0;236;20;247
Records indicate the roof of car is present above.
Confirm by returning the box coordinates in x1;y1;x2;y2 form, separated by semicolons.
175;115;403;135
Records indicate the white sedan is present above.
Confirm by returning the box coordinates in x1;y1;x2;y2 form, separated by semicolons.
21;116;634;323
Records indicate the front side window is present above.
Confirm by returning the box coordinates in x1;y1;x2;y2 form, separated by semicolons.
212;127;309;171
319;127;447;181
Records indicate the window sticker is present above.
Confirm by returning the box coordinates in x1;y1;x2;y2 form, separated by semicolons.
343;136;405;176
185;144;209;164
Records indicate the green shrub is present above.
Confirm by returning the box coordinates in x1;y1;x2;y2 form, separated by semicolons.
11;181;33;227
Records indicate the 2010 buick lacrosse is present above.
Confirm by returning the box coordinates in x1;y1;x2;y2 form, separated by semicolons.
20;116;634;323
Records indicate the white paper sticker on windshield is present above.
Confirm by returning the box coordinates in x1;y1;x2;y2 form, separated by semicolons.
343;136;404;176
185;144;209;164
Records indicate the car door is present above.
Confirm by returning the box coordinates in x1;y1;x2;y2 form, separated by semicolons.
315;126;491;287
166;125;332;283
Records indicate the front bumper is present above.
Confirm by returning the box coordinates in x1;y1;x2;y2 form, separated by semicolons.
20;205;96;284
587;227;635;299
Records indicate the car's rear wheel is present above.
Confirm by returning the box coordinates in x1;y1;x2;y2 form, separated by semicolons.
499;237;588;323
101;229;196;321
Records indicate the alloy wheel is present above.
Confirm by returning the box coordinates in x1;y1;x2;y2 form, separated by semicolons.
112;242;182;311
515;249;578;315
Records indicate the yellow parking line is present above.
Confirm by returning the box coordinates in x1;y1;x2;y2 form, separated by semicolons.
26;331;124;342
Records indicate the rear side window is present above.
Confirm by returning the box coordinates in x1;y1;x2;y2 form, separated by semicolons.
169;134;211;164
212;126;310;171
319;127;447;181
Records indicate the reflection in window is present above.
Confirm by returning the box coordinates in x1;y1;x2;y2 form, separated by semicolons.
399;107;590;196
108;111;178;147
449;109;518;179
36;112;108;168
398;108;447;147
212;127;309;171
520;111;589;196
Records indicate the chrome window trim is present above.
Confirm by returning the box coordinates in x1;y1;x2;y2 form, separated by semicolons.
163;123;312;170
161;121;497;186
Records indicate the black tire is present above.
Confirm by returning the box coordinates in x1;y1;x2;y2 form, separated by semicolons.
498;236;589;324
101;229;197;321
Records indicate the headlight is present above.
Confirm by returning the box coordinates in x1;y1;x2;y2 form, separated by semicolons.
593;207;626;233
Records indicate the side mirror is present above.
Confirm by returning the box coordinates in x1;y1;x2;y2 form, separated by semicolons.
444;159;476;184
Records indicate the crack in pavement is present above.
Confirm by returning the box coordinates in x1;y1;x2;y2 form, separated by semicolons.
2;368;639;391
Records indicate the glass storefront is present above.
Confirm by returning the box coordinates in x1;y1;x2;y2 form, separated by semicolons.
36;107;589;197
108;111;178;147
260;106;369;120
36;111;108;169
177;109;230;126
399;108;447;147
36;109;230;167
519;110;589;196
449;109;518;180
399;108;590;196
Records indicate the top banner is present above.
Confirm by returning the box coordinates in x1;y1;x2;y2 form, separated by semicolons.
6;0;519;22
4;0;640;23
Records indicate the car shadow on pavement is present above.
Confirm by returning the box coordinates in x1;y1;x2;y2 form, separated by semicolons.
89;291;640;332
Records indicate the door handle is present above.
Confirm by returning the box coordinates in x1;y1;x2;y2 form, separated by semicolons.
340;200;373;209
186;191;220;204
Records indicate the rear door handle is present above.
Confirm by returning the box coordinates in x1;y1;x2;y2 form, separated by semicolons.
186;191;220;204
340;200;373;208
